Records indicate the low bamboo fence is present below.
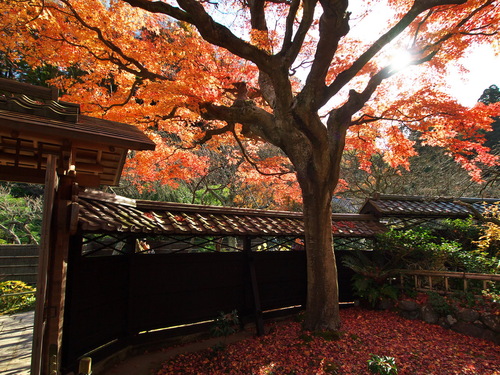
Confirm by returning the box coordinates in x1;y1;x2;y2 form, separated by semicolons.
397;269;500;295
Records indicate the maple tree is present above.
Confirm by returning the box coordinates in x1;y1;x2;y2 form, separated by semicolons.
1;0;500;331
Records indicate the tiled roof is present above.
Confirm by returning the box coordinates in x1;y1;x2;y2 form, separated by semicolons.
77;189;386;238
360;194;500;218
0;78;155;187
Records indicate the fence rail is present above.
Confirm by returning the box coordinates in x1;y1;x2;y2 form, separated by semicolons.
0;245;39;285
398;269;500;294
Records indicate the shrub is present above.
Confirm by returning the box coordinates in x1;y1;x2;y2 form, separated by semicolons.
427;291;454;316
210;310;239;338
0;280;36;314
209;310;240;352
375;224;499;274
342;251;399;308
367;354;398;375
352;274;399;308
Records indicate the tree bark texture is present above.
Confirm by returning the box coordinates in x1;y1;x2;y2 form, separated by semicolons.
301;183;340;331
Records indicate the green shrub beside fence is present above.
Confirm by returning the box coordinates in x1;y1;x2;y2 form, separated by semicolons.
0;280;36;314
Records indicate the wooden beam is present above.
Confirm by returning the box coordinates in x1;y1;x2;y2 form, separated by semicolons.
0;77;58;101
0;165;46;184
244;237;264;336
74;173;101;188
31;155;58;375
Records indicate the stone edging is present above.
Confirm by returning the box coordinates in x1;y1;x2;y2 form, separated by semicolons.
396;299;499;345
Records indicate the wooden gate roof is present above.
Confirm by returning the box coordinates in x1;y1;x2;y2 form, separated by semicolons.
76;189;387;238
0;78;155;186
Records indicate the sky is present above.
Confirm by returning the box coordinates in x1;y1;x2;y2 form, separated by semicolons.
348;3;500;109
447;45;500;107
211;1;499;109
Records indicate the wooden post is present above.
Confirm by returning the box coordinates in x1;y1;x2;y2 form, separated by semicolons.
244;236;264;336
32;155;58;375
40;174;77;374
78;357;92;375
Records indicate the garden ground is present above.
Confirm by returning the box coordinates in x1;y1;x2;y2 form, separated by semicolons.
103;307;500;375
0;310;33;375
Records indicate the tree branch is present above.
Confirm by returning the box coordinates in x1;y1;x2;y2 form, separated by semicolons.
99;79;142;113
416;0;495;57
57;1;170;81
280;0;317;67
230;126;293;177
281;0;301;52
322;0;467;108
300;0;349;108
200;101;281;147
123;0;273;72
195;122;235;144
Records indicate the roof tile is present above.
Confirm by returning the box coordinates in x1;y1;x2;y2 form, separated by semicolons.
77;189;385;238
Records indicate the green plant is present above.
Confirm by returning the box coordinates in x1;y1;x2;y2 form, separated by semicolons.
0;186;42;244
342;251;400;308
209;310;240;352
427;291;454;316
351;274;399;308
375;222;499;274
208;309;239;351
367;354;398;375
482;289;500;309
210;310;240;338
451;291;477;308
0;280;36;315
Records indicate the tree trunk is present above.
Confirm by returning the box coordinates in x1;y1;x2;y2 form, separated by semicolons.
301;182;340;332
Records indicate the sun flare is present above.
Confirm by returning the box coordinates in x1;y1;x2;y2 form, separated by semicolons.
388;50;413;72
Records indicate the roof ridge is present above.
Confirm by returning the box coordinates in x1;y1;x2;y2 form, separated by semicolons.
372;193;499;203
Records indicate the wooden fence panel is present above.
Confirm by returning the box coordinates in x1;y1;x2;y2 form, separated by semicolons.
254;251;307;310
62;255;128;365
0;245;39;285
62;247;357;372
128;252;248;333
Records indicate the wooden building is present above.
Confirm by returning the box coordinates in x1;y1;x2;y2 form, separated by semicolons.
0;78;155;374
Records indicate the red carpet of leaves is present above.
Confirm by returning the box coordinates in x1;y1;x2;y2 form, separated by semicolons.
157;307;499;375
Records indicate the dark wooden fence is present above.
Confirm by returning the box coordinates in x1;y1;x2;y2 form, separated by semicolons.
0;245;39;285
61;243;355;373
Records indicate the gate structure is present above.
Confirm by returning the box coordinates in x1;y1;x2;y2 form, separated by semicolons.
0;78;155;374
60;188;386;373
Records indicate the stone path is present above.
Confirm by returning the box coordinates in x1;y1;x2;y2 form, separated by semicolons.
0;311;33;375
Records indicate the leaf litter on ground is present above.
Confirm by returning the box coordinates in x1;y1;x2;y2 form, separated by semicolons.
156;307;500;375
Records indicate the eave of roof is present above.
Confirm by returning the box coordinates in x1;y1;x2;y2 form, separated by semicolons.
359;194;499;218
0;79;155;187
77;189;386;238
0;109;155;151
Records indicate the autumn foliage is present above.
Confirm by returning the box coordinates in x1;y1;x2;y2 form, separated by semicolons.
2;0;500;330
156;308;500;375
1;0;499;203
